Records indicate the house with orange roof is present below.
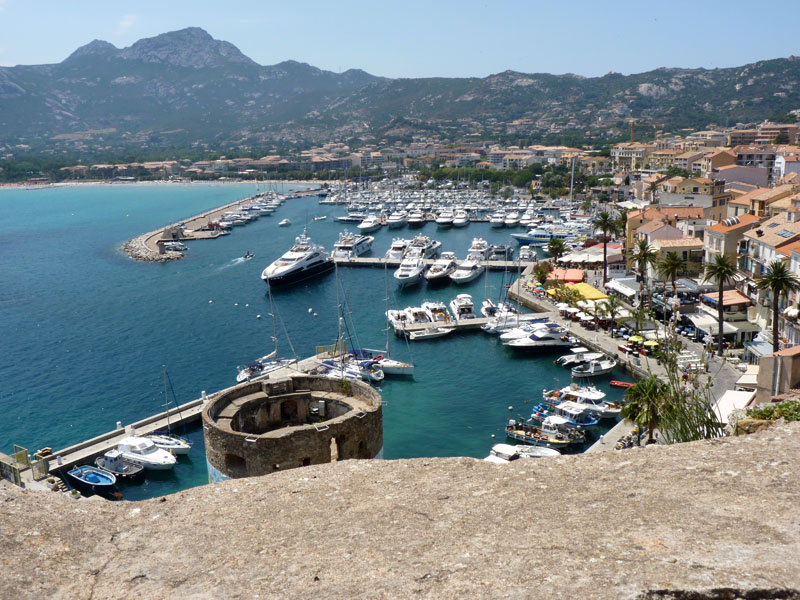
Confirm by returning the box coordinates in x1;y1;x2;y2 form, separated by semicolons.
648;237;704;279
656;176;731;221
699;149;737;178
726;184;797;218
625;206;704;256
703;213;764;264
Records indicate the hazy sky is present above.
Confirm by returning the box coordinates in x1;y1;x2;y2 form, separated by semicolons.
1;0;798;78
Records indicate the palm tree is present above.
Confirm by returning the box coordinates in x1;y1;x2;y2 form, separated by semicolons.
658;251;684;299
702;254;739;356
647;180;659;203
599;295;626;335
755;260;800;353
628;239;657;310
595;211;616;286
532;262;552;287
547;237;568;262
615;209;629;254
620;375;668;444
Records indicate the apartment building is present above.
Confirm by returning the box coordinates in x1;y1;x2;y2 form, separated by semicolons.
703;213;762;264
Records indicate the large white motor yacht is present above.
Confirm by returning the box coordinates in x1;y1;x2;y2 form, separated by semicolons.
261;229;334;286
331;230;374;259
357;214;382;233
449;293;477;321
506;323;573;351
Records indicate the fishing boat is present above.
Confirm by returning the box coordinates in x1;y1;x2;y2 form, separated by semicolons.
95;449;145;480
261;229;334;287
409;325;453;341
541;385;622;420
530;401;601;430
505;418;585;448
116;436;177;470
571;358;617;378
65;465;117;494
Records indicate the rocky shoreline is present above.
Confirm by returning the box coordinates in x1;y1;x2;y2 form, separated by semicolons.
121;235;185;262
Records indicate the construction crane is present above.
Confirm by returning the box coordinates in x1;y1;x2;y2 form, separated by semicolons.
628;119;659;143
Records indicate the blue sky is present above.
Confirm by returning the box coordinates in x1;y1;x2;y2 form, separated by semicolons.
0;0;798;78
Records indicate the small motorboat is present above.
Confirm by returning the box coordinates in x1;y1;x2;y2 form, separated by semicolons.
484;443;560;463
278;218;291;227
313;215;327;221
571;358;617;378
65;464;117;493
610;380;635;388
408;325;453;341
243;251;254;260
117;436;177;470
146;433;192;455
95;449;145;480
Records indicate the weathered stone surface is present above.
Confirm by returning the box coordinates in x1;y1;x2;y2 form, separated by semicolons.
2;423;800;599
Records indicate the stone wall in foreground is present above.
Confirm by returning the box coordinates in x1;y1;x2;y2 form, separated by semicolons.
2;423;800;599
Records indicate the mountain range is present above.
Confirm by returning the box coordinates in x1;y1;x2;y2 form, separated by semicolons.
1;27;798;152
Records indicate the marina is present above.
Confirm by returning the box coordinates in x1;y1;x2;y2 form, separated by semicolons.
2;182;635;500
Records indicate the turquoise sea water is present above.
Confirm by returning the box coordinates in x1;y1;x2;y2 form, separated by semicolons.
0;184;625;500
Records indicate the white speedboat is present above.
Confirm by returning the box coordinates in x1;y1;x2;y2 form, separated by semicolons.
261;229;334;286
393;257;426;287
452;209;470;227
357;214;382;233
543;385;622;420
278;218;291;227
449;293;477;321
504;211;520;228
425;252;458;282
236;355;296;382
489;211;506;227
449;256;485;284
116;436;177;470
555;347;604;367
146;433;192;455
331;230;374;259
571;358;617;378
506;323;572;351
409;325;453;341
519;245;535;261
484;443;560;462
385;238;410;259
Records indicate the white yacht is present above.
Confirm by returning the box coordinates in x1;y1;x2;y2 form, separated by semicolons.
116;436;177;470
278;218;291;227
449;293;477;321
386;306;432;332
506;323;573;351
357;214;382;233
425;252;458;282
555;347;603;367
449;255;485;284
407;234;441;258
571;358;617;378
484;443;560;462
467;237;491;259
489;211;506;227
504;211;521;228
393;256;426;287
386;211;408;229
421;301;452;324
435;210;455;227
452;209;470;227
407;210;426;227
261;229;334;286
145;434;192;455
331;230;374;259
384;238;410;259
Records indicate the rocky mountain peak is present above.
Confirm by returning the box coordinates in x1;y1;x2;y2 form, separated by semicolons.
117;27;259;69
64;39;118;62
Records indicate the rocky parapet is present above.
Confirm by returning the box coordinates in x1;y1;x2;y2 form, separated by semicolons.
2;423;800;599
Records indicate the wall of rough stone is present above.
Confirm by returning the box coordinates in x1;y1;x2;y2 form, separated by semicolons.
203;375;383;478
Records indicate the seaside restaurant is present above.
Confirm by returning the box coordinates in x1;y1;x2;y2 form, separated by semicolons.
684;290;760;348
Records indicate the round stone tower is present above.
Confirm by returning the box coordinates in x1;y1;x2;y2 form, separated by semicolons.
202;375;383;482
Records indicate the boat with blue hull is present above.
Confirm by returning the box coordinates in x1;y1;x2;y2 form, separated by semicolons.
65;465;117;494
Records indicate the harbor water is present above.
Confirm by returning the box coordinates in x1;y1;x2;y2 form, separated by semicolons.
0;183;625;499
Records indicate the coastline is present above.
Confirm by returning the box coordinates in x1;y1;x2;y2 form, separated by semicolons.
0;179;334;190
119;183;322;262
